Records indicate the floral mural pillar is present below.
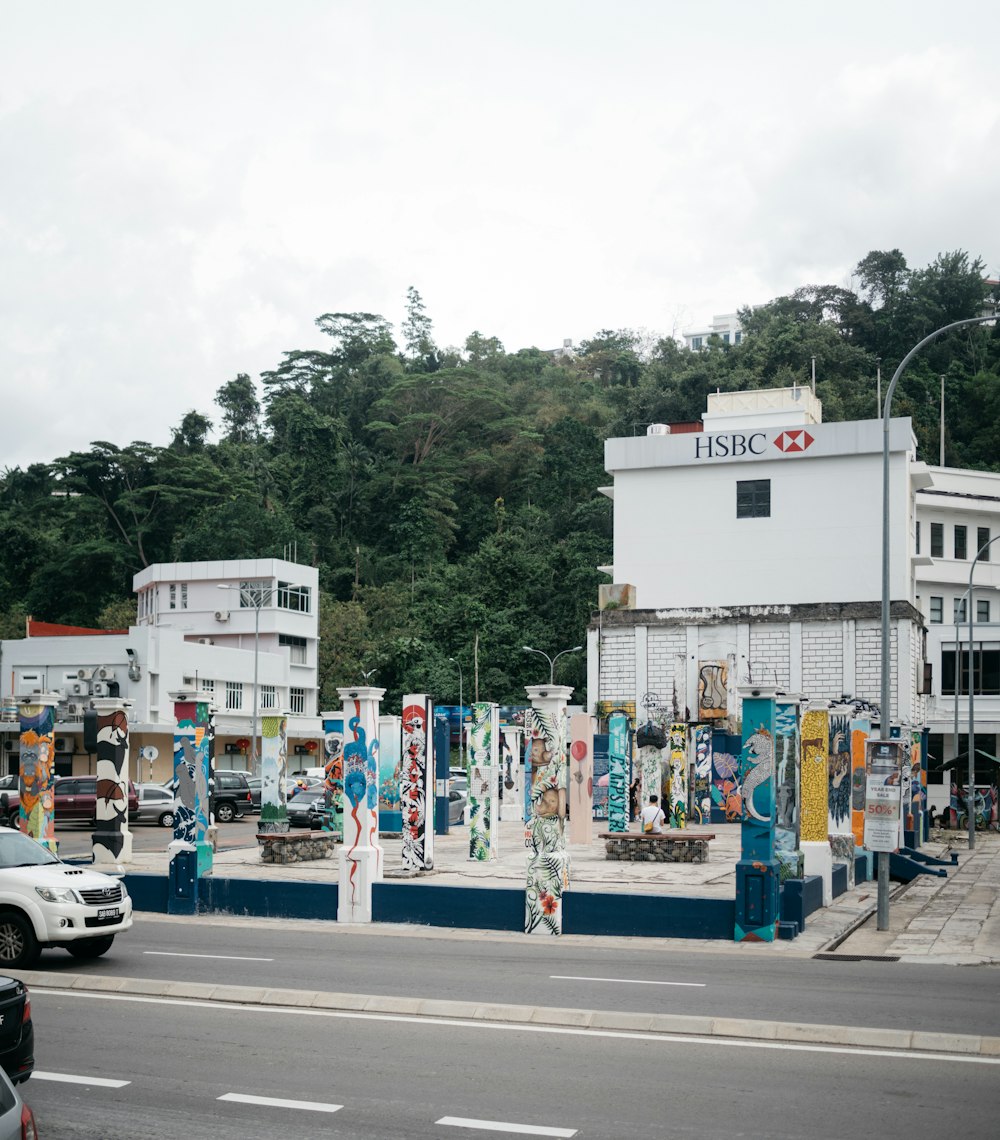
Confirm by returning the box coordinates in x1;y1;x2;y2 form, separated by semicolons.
17;693;59;852
259;715;288;833
90;698;134;866
606;712;629;832
337;686;385;924
320;711;345;839
668;722;688;828
524;684;572;936
170;691;215;878
401;694;434;871
800;703;832;905
568;713;594;846
468;702;500;861
774;699;802;880
735;687;780;942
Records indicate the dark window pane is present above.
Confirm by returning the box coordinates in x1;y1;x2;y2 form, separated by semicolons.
931;522;944;558
736;479;770;519
955;525;967;560
978;527;991;560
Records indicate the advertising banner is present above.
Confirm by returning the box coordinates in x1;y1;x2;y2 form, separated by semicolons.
863;739;904;853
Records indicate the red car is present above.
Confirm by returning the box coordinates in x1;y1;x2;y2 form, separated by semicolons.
52;776;139;824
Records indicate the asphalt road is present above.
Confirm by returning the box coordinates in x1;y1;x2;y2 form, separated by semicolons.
27;913;1000;1038
21;987;1000;1140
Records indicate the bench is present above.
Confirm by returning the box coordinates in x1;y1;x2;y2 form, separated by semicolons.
257;830;338;864
598;831;715;863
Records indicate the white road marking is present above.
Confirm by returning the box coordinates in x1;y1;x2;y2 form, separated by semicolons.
144;951;274;961
219;1092;342;1113
30;990;1000;1066
438;1115;576;1137
33;1071;130;1088
550;974;706;987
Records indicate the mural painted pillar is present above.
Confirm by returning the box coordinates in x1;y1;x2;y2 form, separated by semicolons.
259;715;288;833
827;703;855;885
692;725;712;826
668;722;688;828
606;712;629;833
17;693;59;853
850;712;871;852
524;684;572;936
378;715;402;830
568;714;594;845
401;694;434;871
337;686;385;923
320;711;345;840
170;692;214;877
907;727;924;845
800;703;831;905
468;702;500;861
773;699;802;880
709;730;742;823
735;687;780;942
499;726;524;822
90;698;134;866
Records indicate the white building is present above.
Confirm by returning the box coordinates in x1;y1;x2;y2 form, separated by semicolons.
0;558;322;783
682;313;743;351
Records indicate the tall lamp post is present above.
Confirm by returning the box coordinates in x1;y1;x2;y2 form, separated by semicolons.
880;314;998;927
448;657;464;769
967;535;1000;849
522;644;583;685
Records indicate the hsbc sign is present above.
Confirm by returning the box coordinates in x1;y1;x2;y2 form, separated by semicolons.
693;428;815;460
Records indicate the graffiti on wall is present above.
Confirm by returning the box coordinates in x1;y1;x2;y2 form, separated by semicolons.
322;714;344;838
606;713;629;833
668;723;688;828
698;660;728;721
93;708;133;863
401;696;433;871
711;748;742;822
259;715;288;833
18;703;56;851
800;707;829;842
850;716;870;847
774;702;800;877
735;695;778;943
524;702;569;935
337;690;384;924
692;726;712;825
378;717;402;815
827;710;852;834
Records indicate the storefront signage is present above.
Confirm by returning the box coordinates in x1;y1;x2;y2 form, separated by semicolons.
863;739;905;853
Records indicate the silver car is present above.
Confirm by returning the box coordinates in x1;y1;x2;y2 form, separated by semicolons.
135;784;178;828
0;1064;38;1139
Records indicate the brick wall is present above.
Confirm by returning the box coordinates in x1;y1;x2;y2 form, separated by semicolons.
748;626;790;688
599;628;635;702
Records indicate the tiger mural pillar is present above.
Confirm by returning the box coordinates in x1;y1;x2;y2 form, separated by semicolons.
468;702;500;861
90;698;134;866
734;687;780;942
337;686;385;923
16;693;60;853
169;691;215;878
401;694;434;871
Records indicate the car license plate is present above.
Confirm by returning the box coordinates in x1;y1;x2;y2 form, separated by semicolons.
97;907;119;920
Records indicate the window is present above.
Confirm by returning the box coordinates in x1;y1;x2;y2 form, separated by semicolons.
734;331;742;345
201;679;214;695
279;634;308;664
929;597;943;624
261;684;277;710
239;580;267;607
954;525;967;560
278;581;311;613
289;687;306;714
180;583;188;609
225;681;243;711
169;584;176;611
736;479;770;519
930;523;944;558
978;599;991;624
722;332;730;345
691;336;702;350
954;597;967;624
942;643;1000;695
915;521;921;554
978;527;991;560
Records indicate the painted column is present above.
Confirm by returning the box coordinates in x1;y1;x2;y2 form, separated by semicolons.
774;699;802;880
691;725;712;826
908;727;924;845
259;714;288;833
17;693;59;852
401;694;434;871
91;699;134;866
850;712;872;851
499;726;524;822
800;703;832;905
668;722;688;828
524;684;572;936
735;687;780;942
170;692;214;877
568;713;594;846
710;730;742;823
827;703;855;885
320;711;345;839
378;714;402;830
606;712;629;832
637;742;661;818
468;702;500;861
337;686;384;923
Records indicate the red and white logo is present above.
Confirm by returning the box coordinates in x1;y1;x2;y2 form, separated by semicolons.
773;429;814;453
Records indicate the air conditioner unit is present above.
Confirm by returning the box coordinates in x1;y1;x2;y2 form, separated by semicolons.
55;737;71;752
72;682;85;695
197;637;214;645
214;610;230;622
77;667;94;680
96;666;115;681
2;740;15;753
92;682;107;697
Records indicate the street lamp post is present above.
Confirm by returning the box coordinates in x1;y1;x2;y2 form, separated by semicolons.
880;314;998;928
967;535;1000;849
522;644;583;685
448;657;464;769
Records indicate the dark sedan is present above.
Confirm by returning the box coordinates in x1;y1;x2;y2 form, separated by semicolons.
0;978;33;1086
286;789;325;829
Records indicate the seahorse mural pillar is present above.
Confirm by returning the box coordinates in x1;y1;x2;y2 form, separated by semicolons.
401;693;434;871
800;703;832;905
568;713;594;845
169;692;214;877
337;686;385;923
90;698;134;866
734;687;780;942
606;712;629;833
320;710;345;839
668;722;688;828
17;693;59;852
773;699;802;880
524;684;572;935
258;715;288;833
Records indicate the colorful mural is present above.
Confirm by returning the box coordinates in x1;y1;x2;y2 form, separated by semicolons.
468;702;498;860
850;715;871;848
710;733;742;823
401;695;434;871
337;687;384;923
698;660;728;721
92;704;133;864
524;689;570;935
774;701;801;879
568;714;593;845
607;713;629;832
800;707;829;843
735;693;779;942
668;722;688;828
172;698;213;874
259;715;288;833
827;708;853;836
499;727;524;822
691;725;712;825
321;712;345;839
378;715;402;818
18;700;57;851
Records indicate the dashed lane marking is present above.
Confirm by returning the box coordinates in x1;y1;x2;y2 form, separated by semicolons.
438;1116;576;1137
33;1071;130;1088
550;974;706;987
219;1092;342;1113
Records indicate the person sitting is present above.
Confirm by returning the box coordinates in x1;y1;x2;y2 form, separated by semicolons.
639;794;666;835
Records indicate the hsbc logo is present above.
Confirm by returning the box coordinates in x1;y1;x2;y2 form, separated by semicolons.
773;429;814;453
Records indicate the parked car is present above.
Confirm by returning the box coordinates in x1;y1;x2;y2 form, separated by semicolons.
135;784;178;828
163;770;253;823
448;787;467;825
53;776;139;825
0;826;132;968
286;788;326;828
287;776;322;797
245;777;262;811
0;782;18;831
0;978;33;1087
0;1063;38;1140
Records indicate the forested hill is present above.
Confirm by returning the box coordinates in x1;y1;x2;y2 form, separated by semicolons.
1;251;997;709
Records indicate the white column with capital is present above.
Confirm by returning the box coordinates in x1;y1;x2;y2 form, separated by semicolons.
337;686;385;923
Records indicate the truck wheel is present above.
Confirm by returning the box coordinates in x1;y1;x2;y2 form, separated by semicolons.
0;912;40;968
216;802;235;823
67;935;115;959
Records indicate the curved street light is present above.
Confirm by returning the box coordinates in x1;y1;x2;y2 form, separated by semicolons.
522;644;583;685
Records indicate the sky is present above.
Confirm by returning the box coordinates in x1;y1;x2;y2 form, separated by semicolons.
2;0;998;469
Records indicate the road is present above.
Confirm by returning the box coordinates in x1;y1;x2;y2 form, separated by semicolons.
52;815;262;858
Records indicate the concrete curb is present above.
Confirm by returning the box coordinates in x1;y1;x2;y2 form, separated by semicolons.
17;971;1000;1059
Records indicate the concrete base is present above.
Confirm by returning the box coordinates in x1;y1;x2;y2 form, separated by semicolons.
829;833;855;887
338;846;381;923
802;840;833;906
